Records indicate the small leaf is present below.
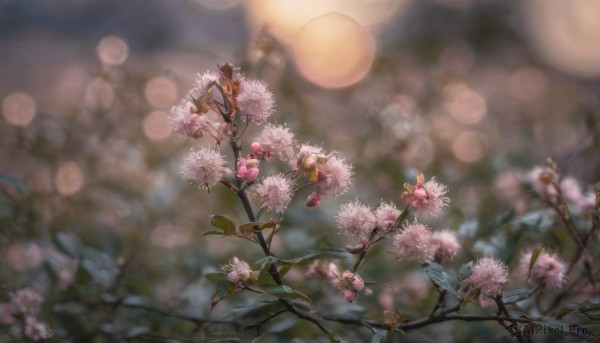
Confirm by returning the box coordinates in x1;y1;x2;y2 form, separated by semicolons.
328;333;348;343
263;284;293;297
53;232;81;258
202;230;225;237
211;284;230;310
210;215;236;236
371;330;388;343
239;223;255;236
424;263;456;295
0;173;28;194
457;262;473;284
260;220;277;230
502;289;534;304
483;209;514;234
205;273;227;282
529;247;543;277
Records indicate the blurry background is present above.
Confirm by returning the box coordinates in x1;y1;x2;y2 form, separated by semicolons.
0;0;599;341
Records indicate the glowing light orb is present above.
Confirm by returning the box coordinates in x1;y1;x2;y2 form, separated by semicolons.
145;77;178;108
293;12;375;88
2;92;36;126
143;111;171;141
55;161;84;196
97;36;130;66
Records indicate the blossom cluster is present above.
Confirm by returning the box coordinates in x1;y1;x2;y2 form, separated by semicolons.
527;166;596;213
0;288;53;341
171;64;352;213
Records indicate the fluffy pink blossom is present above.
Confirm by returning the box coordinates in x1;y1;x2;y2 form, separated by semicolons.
236;157;260;183
24;316;53;341
316;156;353;197
336;202;377;241
181;147;228;189
402;176;449;219
343;290;356;302
10;288;43;316
462;257;508;298
431;230;461;263
352;275;365;291
224;257;252;284
306;260;340;285
254;124;295;161
393;222;434;263
236;79;274;122
188;71;219;100
375;202;401;231
255;174;293;213
515;250;566;289
169;100;208;138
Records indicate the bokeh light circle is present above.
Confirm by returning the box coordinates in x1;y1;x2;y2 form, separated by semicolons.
145;77;178;108
293;12;376;88
523;0;600;77
2;92;36;127
452;131;486;163
55;161;84;196
143;111;171;141
97;36;130;66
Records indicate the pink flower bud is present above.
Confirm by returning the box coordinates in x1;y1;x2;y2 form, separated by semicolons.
305;192;321;209
352;276;365;291
246;158;259;168
413;188;427;200
227;271;240;283
236;164;248;179
246;167;259;182
251;142;263;154
342;270;353;280
343;290;356;303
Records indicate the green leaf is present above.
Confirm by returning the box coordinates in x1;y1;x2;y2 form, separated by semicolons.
53;232;81;258
211;283;238;310
424;263;456;295
482;209;514;234
260;220;277;230
502;289;534;304
263;284;294;297
205;273;227;282
457;262;473;284
529;247;543;277
371;330;388;343
210;215;236;236
328;333;348;343
202;230;225;237
80;248;118;287
239;223;256;236
0;173;28;194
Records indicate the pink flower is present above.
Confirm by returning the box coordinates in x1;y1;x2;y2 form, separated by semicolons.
375;202;401;231
255;174;294;213
306;260;340;285
181;147;228;189
254;124;296;161
343;290;356;303
431;230;461;263
336;202;377;241
236;79;274;122
316;156;353;197
515;250;566;289
305;192;321;209
224;257;253;284
462;257;508;298
393;222;434;263
401;175;449;219
236;158;260;183
24;316;53;341
189;71;219;100
169;100;207;138
10;288;43;316
352;276;365;291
